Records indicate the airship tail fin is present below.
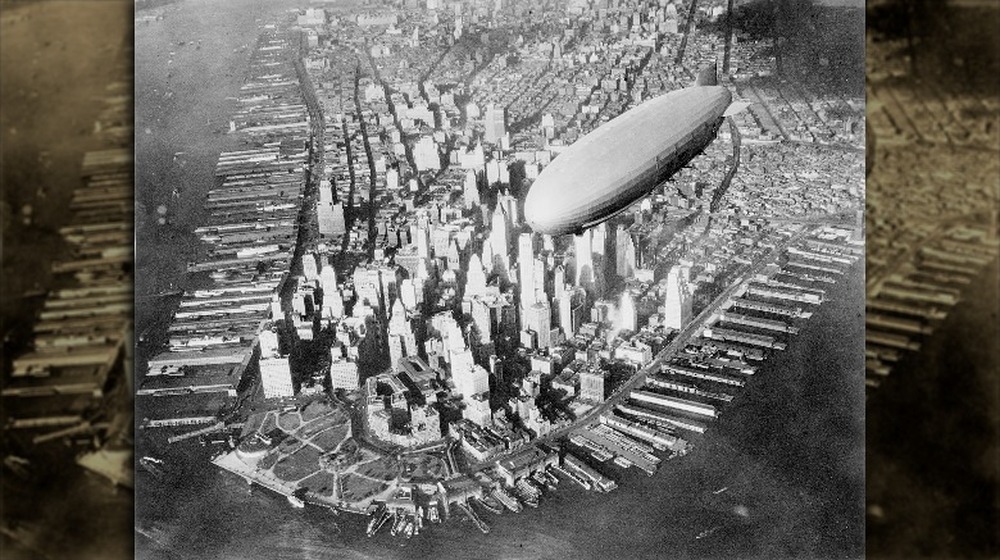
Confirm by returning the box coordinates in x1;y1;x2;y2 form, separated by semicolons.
694;62;718;87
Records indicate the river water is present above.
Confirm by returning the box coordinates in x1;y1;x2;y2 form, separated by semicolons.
134;1;865;558
135;259;864;560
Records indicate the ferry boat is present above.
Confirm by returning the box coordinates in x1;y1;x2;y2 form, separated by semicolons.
472;495;503;515
542;468;560;487
366;504;390;537
491;487;523;513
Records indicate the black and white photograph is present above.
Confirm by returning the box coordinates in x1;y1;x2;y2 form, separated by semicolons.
132;0;866;558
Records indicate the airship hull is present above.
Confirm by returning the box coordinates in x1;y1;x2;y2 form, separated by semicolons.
524;86;732;235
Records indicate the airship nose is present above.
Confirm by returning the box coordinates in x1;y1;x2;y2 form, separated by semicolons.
523;183;554;233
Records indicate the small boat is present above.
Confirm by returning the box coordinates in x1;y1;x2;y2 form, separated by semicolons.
713;486;729;495
696;526;722;540
426;502;441;523
139;456;166;479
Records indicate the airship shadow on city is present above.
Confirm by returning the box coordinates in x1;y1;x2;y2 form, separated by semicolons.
524;63;749;236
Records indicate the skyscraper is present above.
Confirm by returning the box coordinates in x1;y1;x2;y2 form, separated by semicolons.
579;365;606;403
526;300;552;349
518;232;535;307
453;363;490;398
664;264;692;330
484;103;507;145
489;205;510;274
465;253;487;298
616;225;636;278
620;291;637;332
574;229;594;288
463;169;479;209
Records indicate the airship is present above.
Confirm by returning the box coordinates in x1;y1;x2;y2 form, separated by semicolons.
524;66;747;236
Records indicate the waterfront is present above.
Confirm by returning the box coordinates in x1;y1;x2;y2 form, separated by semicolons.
135;259;863;560
133;0;864;557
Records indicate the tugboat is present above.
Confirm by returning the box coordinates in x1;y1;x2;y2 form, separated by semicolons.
366;503;390;537
286;494;305;509
139;456;167;479
426;502;441;523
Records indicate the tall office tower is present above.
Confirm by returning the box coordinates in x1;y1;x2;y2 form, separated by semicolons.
447;239;461;271
480;238;495;277
416;224;431;259
465;253;487;298
471;298;493;343
414;136;440;171
489;205;510;273
453;363;490;398
329;354;360;391
574;229;594;288
320;265;337;298
553;265;565;302
620;291;637;332
387;299;414;369
558;289;573;338
353;267;381;309
464;169;479;209
498;191;518;227
432;225;452;257
303;253;319;282
259;329;293;399
484;103;507;145
533;258;546;302
464;392;492;427
591;222;607;257
616;225;636;278
542;233;554;252
518;232;535;306
579;366;606;403
526;300;552;349
399;278;417;310
331;201;346;235
664;264;692;330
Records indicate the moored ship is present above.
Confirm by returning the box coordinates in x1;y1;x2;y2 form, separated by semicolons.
491;486;523;513
366;503;390;537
